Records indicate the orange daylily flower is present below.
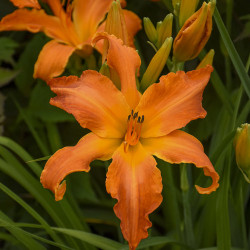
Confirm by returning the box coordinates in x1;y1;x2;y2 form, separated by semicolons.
40;33;219;249
0;0;141;81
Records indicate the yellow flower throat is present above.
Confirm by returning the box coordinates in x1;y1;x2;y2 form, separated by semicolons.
124;110;144;153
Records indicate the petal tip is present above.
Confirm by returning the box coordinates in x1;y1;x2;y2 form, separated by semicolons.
195;169;220;194
55;180;66;201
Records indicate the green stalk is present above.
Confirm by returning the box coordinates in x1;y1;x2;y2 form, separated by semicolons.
11;95;50;156
159;161;183;250
180;165;195;248
225;0;234;89
239;180;248;250
46;122;63;153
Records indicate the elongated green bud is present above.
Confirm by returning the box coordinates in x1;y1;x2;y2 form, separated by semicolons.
103;0;128;63
156;13;173;49
210;0;216;15
196;49;215;69
143;17;157;44
234;124;250;183
140;37;173;91
172;0;181;16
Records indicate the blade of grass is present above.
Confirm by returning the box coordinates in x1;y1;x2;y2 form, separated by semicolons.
11;95;50;156
0;212;46;250
120;236;193;250
0;232;19;245
210;68;234;115
0;139;95;249
216;67;244;249
0;136;92;232
45;122;63;152
53;227;123;250
0;182;63;245
214;7;250;98
0;219;74;250
199;50;233;115
158;160;183;247
0;148;82;249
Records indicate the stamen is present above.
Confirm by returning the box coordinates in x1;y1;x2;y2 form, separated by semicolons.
124;111;144;152
133;112;138;119
141;115;144;123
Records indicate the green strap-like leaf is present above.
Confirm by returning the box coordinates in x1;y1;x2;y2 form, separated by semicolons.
214;7;250;98
53;227;123;250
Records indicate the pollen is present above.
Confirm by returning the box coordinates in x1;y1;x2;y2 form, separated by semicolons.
124;110;144;152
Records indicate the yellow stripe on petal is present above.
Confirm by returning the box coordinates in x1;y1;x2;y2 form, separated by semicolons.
106;143;162;250
141;130;219;194
41;133;121;201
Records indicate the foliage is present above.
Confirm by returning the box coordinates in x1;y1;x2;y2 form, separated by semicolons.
0;0;249;249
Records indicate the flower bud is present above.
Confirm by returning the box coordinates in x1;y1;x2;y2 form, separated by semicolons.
103;0;128;62
156;13;173;49
172;0;181;10
173;2;213;62
143;17;157;44
172;0;181;16
196;49;215;69
105;0;128;44
179;0;199;27
234;124;250;183
141;37;173;91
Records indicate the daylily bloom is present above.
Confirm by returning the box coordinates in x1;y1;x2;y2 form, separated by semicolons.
0;0;141;81
40;33;219;249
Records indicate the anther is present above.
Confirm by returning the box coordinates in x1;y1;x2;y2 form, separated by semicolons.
133;112;138;119
141;115;144;123
137;116;141;123
131;110;134;116
128;114;131;121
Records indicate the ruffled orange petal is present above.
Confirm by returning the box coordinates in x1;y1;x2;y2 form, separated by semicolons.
123;10;142;47
137;65;213;138
41;133;121;201
42;0;81;46
141;130;219;194
49;70;130;138
42;0;64;17
73;0;113;42
0;9;70;43
93;33;141;109
34;40;75;81
106;143;163;250
9;0;41;9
